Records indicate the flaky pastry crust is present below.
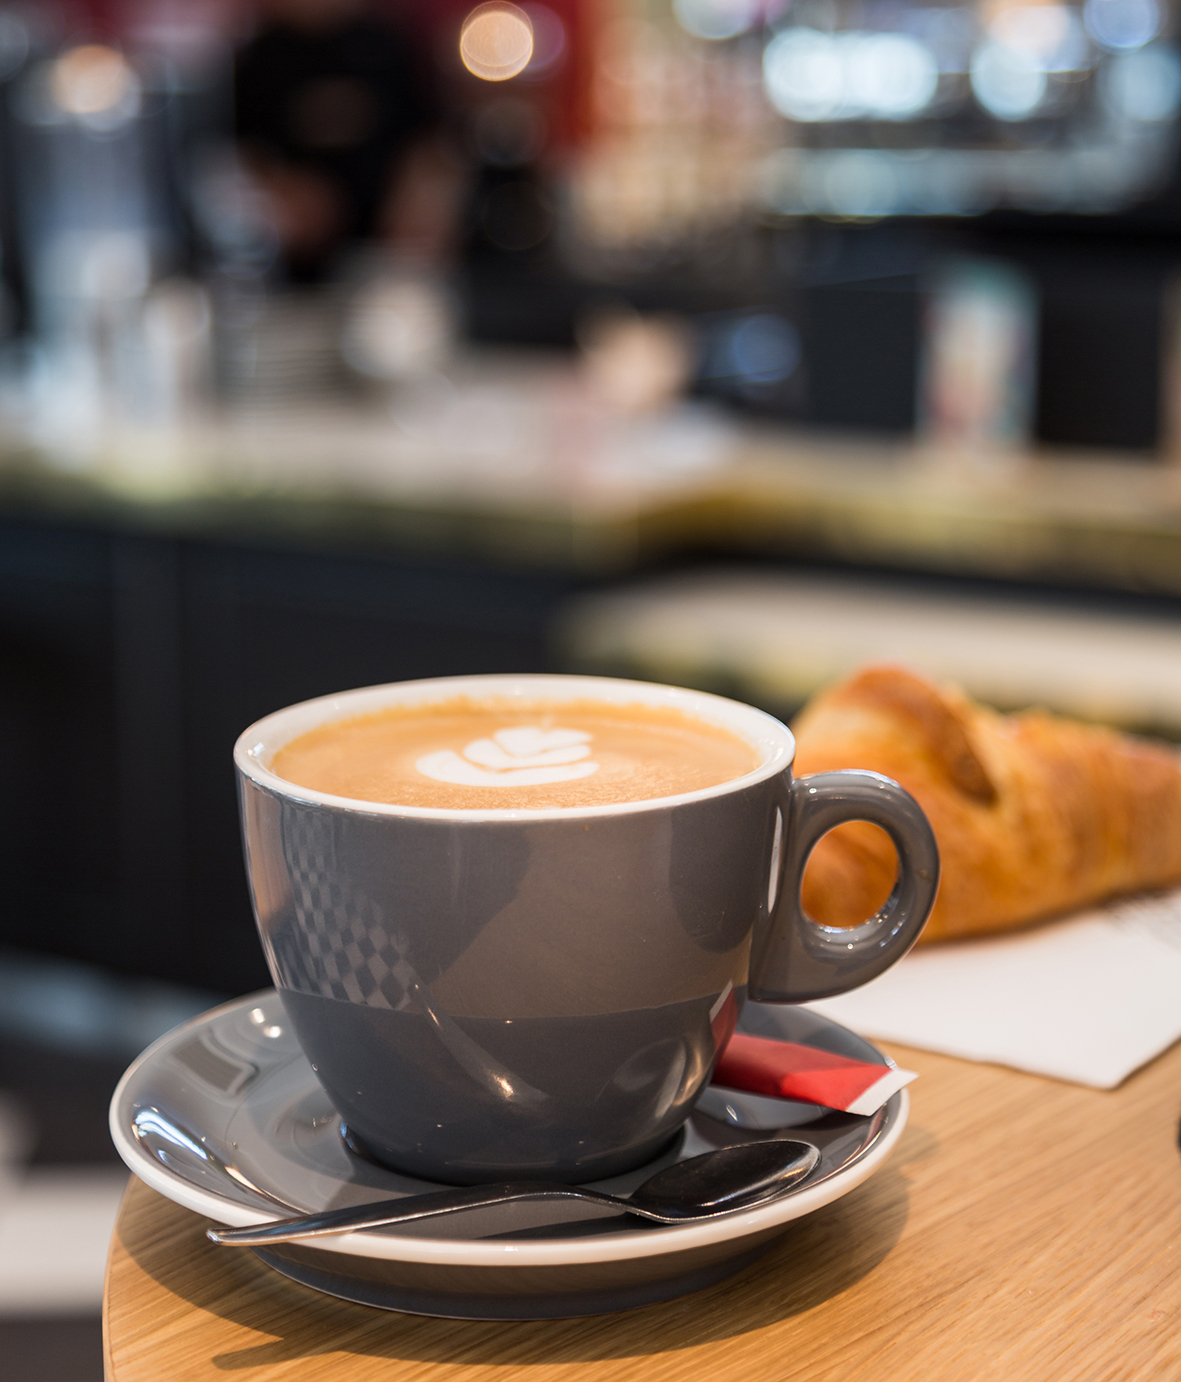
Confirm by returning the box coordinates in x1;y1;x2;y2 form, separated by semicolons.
792;665;1181;943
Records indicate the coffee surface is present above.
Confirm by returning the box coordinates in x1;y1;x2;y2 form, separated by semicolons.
270;696;760;809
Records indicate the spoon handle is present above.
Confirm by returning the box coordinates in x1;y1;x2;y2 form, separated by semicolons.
208;1182;656;1246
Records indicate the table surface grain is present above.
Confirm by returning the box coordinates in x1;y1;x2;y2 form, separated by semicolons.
104;1039;1181;1382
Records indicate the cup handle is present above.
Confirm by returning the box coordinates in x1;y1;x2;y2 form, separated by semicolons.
748;770;940;1004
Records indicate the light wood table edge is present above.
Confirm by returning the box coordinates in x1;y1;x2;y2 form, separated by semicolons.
104;1040;1181;1381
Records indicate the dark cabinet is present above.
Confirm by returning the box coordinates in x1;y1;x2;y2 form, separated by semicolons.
0;516;580;994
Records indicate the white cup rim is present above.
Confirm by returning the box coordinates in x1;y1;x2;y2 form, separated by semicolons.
234;673;795;821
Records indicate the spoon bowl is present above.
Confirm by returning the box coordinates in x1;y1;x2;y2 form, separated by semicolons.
629;1139;821;1219
208;1138;820;1247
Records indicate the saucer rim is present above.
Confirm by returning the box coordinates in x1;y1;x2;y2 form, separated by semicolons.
110;992;908;1269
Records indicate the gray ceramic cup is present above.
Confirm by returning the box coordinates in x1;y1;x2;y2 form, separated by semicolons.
235;674;938;1186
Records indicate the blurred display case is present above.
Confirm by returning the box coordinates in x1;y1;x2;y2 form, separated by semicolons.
557;0;1181;448
568;0;1181;232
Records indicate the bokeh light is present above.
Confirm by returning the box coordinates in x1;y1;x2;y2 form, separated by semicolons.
990;5;1090;70
673;0;761;41
723;314;800;383
520;3;566;75
762;28;937;122
1084;0;1161;51
970;39;1048;119
763;29;844;121
460;3;534;83
846;34;939;118
49;45;141;130
1102;42;1181;118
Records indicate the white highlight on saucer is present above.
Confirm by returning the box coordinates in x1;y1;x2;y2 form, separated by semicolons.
843;1067;918;1116
416;726;600;787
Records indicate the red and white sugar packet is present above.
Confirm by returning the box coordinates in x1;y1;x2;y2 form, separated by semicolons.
711;1032;917;1116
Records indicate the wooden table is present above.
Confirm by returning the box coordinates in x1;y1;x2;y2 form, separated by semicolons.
103;1039;1181;1380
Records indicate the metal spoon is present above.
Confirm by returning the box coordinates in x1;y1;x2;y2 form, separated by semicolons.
207;1138;820;1246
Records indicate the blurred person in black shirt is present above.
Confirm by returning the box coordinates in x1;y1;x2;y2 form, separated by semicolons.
234;0;458;277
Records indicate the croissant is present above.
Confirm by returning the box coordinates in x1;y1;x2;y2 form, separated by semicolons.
792;665;1181;943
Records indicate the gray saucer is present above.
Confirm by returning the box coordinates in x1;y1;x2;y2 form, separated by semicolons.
110;990;907;1320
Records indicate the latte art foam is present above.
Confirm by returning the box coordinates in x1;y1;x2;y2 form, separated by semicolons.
416;727;600;787
270;696;760;810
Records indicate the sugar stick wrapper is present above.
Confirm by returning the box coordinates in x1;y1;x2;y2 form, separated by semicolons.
712;1032;917;1115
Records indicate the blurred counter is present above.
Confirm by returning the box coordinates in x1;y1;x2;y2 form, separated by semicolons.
2;374;1181;592
726;434;1181;597
0;351;737;575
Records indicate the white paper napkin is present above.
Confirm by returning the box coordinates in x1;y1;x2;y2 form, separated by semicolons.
807;890;1181;1089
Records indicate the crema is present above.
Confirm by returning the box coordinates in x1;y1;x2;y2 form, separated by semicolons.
270;696;761;810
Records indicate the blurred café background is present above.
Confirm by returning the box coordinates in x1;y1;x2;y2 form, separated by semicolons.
5;0;1181;1370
